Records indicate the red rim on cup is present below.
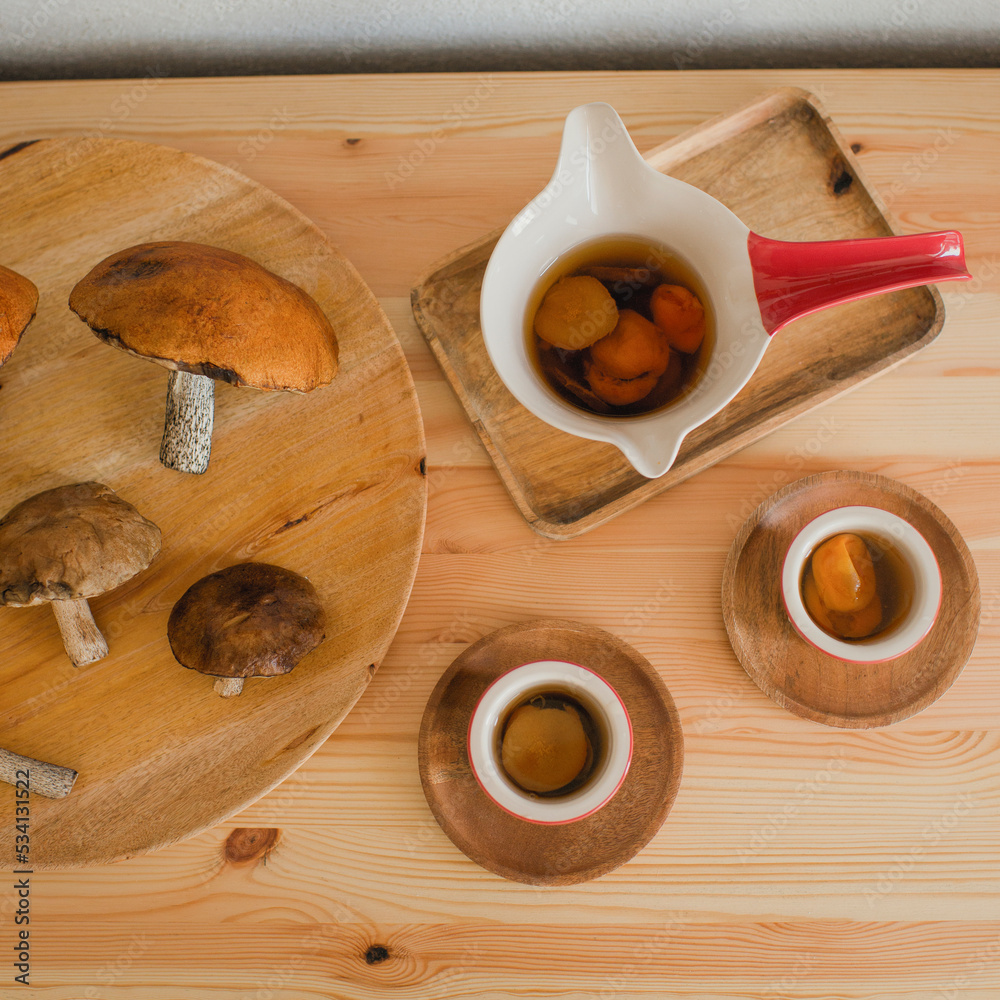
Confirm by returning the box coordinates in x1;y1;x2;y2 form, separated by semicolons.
781;505;942;663
467;660;633;825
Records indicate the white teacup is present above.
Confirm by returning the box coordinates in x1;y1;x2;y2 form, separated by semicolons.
467;660;632;824
781;506;942;663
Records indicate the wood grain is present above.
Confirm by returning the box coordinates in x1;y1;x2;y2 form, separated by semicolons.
419;618;683;884
0;136;425;867
411;87;943;538
0;70;996;999
723;470;980;727
19;918;1000;999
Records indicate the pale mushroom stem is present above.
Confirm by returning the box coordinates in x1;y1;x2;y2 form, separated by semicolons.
214;676;245;698
49;598;108;667
160;370;215;475
0;747;78;800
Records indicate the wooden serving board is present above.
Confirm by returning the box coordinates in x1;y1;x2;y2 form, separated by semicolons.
722;471;979;728
411;87;944;538
0;137;426;867
418;619;684;885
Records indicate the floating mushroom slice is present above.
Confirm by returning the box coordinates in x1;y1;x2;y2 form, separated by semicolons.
650;283;706;354
590;309;671;381
0;264;38;368
811;533;877;613
804;572;884;640
69;241;340;475
501;700;590;794
533;275;618;350
167;562;326;698
0;482;161;666
584;361;659;407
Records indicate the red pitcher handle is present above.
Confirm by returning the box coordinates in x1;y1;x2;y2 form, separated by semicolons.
748;230;970;335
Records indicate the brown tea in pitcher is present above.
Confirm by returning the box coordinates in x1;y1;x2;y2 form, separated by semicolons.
526;235;713;416
800;531;915;642
497;690;603;796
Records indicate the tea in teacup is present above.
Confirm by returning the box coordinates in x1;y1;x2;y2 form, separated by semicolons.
467;659;633;824
800;531;915;642
781;505;941;663
497;689;603;796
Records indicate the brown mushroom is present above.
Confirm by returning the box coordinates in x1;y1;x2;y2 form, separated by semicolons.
167;562;326;698
69;242;340;475
0;482;161;667
0;263;38;368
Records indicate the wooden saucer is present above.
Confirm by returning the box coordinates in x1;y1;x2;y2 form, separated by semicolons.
418;619;683;885
722;471;979;728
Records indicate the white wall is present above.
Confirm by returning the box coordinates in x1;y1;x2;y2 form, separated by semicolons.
1;0;998;79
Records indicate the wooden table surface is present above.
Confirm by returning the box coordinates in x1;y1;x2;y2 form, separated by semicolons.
0;69;998;999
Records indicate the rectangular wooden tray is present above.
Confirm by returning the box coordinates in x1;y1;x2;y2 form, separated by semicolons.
411;87;944;538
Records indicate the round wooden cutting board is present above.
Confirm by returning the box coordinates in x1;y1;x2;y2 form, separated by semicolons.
0;137;426;867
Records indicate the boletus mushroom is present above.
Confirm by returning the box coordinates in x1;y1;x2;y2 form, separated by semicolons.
0;263;38;369
0;482;161;667
168;562;326;698
68;241;339;475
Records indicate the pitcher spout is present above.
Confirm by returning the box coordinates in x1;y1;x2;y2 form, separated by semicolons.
555;103;651;217
748;230;971;335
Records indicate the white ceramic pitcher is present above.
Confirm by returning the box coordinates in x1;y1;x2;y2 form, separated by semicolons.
480;103;970;479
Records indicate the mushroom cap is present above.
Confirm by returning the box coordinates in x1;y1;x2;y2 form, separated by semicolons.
0;264;38;367
0;482;161;607
68;241;339;391
167;562;326;680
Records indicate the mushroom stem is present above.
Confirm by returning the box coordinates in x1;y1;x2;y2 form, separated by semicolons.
49;598;108;667
0;747;78;800
214;676;245;698
160;370;215;475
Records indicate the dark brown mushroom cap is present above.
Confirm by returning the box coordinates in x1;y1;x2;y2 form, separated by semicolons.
167;562;326;679
0;482;161;607
68;241;339;391
0;264;38;367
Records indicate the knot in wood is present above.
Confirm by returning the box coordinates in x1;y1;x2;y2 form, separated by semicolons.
828;156;854;196
365;945;390;965
224;827;279;865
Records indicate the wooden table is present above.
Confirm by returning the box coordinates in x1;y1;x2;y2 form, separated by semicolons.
1;70;997;998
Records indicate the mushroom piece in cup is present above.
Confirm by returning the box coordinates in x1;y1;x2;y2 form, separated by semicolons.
167;562;326;698
0;263;38;369
0;482;161;666
69;241;340;475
